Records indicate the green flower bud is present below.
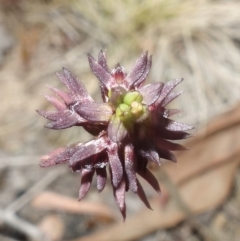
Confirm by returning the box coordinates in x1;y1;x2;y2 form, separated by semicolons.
116;103;132;121
123;91;143;106
119;103;131;112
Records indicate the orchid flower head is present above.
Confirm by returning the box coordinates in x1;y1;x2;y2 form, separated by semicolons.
37;50;193;219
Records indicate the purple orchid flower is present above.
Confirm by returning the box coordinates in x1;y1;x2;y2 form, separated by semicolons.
37;50;193;219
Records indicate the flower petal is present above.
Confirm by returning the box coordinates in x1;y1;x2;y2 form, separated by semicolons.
44;94;66;110
165;120;194;132
136;179;152;209
108;115;127;143
108;142;123;188
125;51;148;87
97;51;110;101
124;143;137;193
75;102;112;123
54;146;78;163
139;149;161;165
56;68;93;102
133;55;152;88
71;154;96;172
156;78;183;105
161;91;183;107
88;53;115;90
40;145;79;167
37;109;71;121
44;118;78;129
158;129;193;140
155;138;187;151
138;82;164;106
37;110;62;121
78;169;95;200
98;50;110;73
69;139;106;167
156;146;177;162
96;167;107;192
40;147;67;167
137;169;161;195
152;113;193;139
39;110;85;129
48;86;72;105
163;109;180;118
113;179;126;220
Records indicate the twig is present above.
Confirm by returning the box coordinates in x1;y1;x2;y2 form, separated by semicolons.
0;209;47;241
32;191;116;221
5;167;66;213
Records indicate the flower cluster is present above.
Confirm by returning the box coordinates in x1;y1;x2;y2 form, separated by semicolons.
37;51;193;219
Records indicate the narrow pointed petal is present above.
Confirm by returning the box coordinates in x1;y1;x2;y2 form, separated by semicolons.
37;110;61;121
88;54;115;90
165;120;194;132
56;68;93;102
96;167;107;192
161;91;183;107
138;82;164;106
156;78;183;105
108;142;123;188
125;52;148;87
40;145;79;167
158;129;193;140
37;110;75;121
124;144;137;193
113;179;126;220
54;145;78;164
70;138;106;167
98;50;110;73
78;169;95;200
139;149;161;165
155;137;187;151
135;153;148;171
99;84;109;103
48;86;72;105
38;110;85;129
40;147;67;167
134;55;152;88
137;169;161;195
44;95;67;110
71;154;96;172
156;146;177;162
75;102;112;123
152;115;193;139
108;115;127;143
136;180;152;209
44;117;80;129
97;51;111;102
163;109;180;118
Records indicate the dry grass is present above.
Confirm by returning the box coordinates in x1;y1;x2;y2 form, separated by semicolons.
1;0;240;152
73;0;240;127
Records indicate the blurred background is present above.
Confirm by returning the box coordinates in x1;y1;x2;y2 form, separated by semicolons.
1;0;240;240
